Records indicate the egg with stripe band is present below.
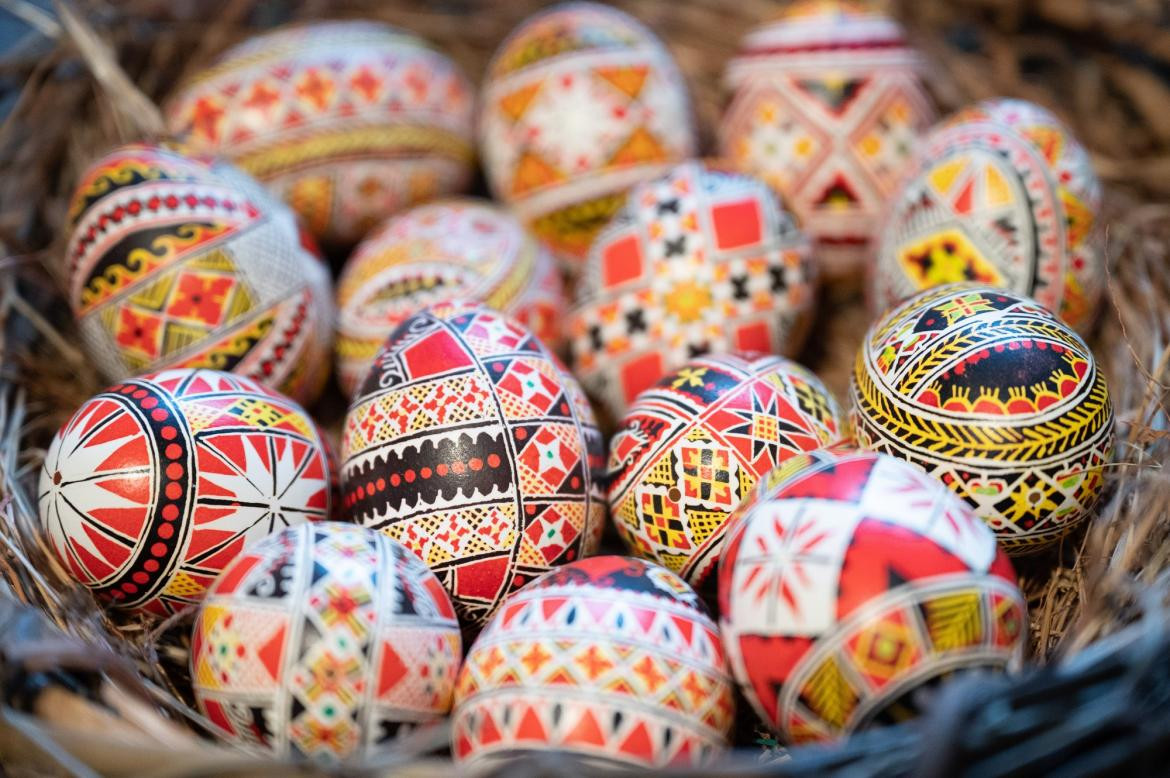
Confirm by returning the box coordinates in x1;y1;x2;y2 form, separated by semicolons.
452;555;735;768
335;198;564;398
65;143;334;405
37;369;333;617
608;353;844;588
872;99;1103;330
718;447;1026;743
719;0;936;282
850;284;1113;552
166;21;475;247
568;160;817;420
340;301;606;630
479;2;697;273
191;522;461;763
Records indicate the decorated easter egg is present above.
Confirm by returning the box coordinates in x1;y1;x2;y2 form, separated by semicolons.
872;99;1103;330
719;447;1026;743
452;555;734;768
608;353;843;587
65;143;333;405
479;2;696;271
850;284;1113;552
719;0;935;281
335;198;564;397
38;369;333;617
191;522;461;763
340;301;606;629
166;21;475;247
568;159;816;419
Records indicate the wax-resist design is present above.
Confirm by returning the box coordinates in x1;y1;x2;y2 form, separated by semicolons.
334;198;564;397
719;447;1026;743
191;522;461;763
479;2;696;271
568;160;816;419
872;99;1103;330
340;301;606;629
166;21;475;246
65;143;334;404
850;284;1113;552
719;0;935;280
38;369;333;616
608;353;843;587
453;556;734;768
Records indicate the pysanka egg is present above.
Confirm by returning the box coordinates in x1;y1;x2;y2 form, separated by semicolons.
479;2;696;271
192;522;461;763
65;143;334;405
340;301;606;629
452;556;734;768
608;353;843;588
568;160;816;419
850;284;1113;552
166;21;475;246
872;99;1103;330
719;0;935;281
38;369;333;617
719;447;1026;743
335;198;564;397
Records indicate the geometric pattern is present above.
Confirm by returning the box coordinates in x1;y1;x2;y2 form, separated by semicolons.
166;21;475;247
718;447;1026;744
720;1;936;280
568;160;816;420
850;284;1114;553
873;98;1103;332
64;143;334;405
191;523;461;764
334;198;564;397
37;368;333;617
479;3;696;271
452;556;734;768
607;353;843;587
340;301;606;630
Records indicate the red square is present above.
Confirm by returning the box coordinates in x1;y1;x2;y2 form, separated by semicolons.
402;328;474;378
602;234;643;288
711;199;763;250
735;321;772;353
620;352;665;405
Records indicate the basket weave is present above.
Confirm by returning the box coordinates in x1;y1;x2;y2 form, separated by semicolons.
0;0;1169;774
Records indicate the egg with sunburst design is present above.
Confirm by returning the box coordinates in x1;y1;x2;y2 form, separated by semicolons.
38;369;333;617
340;301;606;631
850;284;1113;552
568;160;816;420
719;447;1026;744
64;142;334;405
166;21;475;247
608;352;844;588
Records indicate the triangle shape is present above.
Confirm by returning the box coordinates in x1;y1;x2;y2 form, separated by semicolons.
498;82;543;122
564;708;607;747
257;623;286;680
377;640;409;696
515;705;548;742
595;65;649;98
618;721;655;761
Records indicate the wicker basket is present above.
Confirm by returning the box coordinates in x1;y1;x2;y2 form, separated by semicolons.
1;1;1169;775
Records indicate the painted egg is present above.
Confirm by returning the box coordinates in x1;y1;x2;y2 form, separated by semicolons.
37;369;333;617
568;159;816;420
166;21;475;247
191;522;461;763
872;98;1103;330
718;447;1026;743
452;555;734;768
719;0;935;281
65;142;334;405
340;301;606;629
608;353;843;588
479;2;696;272
850;284;1113;552
335;198;564;397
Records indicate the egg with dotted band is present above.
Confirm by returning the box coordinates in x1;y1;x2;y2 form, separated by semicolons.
340;301;606;631
37;369;333;617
